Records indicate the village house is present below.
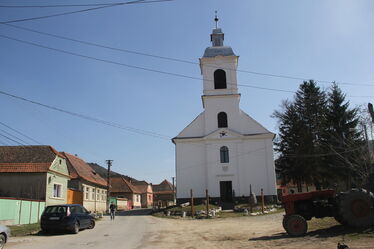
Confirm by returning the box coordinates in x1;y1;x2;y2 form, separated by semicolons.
153;179;175;208
173;23;277;208
110;177;141;209
61;152;107;213
132;180;153;208
0;145;70;206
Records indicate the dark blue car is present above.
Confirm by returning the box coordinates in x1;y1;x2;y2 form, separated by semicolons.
41;204;95;234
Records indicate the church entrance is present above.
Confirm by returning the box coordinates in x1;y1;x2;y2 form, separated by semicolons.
220;181;234;209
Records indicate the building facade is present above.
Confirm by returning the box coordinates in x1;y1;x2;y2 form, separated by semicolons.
0;146;70;206
173;23;277;206
62;152;107;213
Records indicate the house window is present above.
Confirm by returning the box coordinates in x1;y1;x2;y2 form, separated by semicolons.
97;189;100;200
53;184;62;198
85;187;89;200
220;146;229;163
91;188;95;200
214;69;227;89
217;112;228;128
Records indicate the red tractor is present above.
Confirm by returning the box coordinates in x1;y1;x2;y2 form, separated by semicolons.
282;188;374;236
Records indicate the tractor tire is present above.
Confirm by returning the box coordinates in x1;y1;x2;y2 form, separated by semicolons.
282;215;289;230
337;188;374;227
284;214;308;236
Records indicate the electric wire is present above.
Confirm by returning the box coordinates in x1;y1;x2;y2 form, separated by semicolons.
0;0;172;24
1;33;373;97
2;22;373;88
0;33;299;94
0;1;167;8
0;121;43;144
0;128;31;145
0;89;171;140
0;132;24;145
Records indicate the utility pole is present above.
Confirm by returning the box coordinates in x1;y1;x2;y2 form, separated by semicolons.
106;160;113;213
172;177;175;205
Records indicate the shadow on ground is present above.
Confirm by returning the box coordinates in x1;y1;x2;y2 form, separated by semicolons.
249;225;374;241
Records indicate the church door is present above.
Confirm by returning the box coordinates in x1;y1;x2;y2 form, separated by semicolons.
219;181;233;202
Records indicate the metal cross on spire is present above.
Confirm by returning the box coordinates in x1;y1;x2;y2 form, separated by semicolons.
214;10;219;29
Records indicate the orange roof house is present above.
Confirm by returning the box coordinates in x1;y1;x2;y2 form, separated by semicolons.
153;179;175;208
0;145;70;206
133;180;153;208
110;177;142;209
61;152;107;212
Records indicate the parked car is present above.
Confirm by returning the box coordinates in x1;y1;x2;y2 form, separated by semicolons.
41;204;95;234
0;225;10;249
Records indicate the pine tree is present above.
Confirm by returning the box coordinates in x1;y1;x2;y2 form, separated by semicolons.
324;83;365;189
274;80;328;191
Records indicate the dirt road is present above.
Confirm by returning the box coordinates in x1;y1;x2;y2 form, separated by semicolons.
6;210;374;249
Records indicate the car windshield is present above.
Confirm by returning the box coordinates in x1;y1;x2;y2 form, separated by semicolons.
44;206;67;214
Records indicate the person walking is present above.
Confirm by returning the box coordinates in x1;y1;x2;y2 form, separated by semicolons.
110;202;116;220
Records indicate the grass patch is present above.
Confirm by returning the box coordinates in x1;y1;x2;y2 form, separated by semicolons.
8;223;40;237
168;204;218;212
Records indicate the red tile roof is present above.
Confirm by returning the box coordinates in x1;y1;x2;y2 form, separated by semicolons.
0;145;64;163
0;145;63;173
132;181;152;194
0;163;51;173
153;179;174;193
111;177;141;194
61;152;107;187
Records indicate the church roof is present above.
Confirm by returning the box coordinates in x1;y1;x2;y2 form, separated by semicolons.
203;46;235;58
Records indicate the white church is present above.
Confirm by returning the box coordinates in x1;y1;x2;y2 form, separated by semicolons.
172;20;277;206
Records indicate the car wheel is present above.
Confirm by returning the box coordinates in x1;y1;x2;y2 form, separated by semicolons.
88;220;95;229
0;234;6;249
72;221;80;234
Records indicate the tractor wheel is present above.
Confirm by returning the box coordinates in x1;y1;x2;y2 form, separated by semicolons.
333;214;347;225
282;215;289;230
284;214;308;236
337;188;374;227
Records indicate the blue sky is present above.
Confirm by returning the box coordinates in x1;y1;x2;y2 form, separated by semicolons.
0;0;373;184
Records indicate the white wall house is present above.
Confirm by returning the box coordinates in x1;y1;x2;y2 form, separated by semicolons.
173;23;277;206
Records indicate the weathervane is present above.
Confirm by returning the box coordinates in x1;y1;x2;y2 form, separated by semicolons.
214;10;219;29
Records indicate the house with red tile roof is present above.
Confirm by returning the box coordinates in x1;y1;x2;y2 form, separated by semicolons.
132;180;153;208
110;177;142;209
153;179;175;208
0;146;70;206
61;152;108;213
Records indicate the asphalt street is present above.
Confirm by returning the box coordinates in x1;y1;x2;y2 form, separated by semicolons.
7;209;154;249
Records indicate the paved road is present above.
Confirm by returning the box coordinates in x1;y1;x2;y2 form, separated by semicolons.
7;209;155;249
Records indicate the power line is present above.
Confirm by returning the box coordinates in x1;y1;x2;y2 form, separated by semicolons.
3;23;374;88
0;128;31;145
0;121;43;144
0;132;24;145
0;0;172;24
0;89;171;140
0;1;165;8
1;33;372;98
0;33;297;94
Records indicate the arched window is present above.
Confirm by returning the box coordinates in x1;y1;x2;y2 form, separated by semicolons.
220;146;229;163
214;69;227;89
217;112;228;128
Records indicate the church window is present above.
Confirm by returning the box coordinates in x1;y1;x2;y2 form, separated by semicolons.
217;112;228;128
214;69;227;89
220;146;229;163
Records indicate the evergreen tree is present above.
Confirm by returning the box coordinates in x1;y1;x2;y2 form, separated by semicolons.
324;83;363;188
274;80;328;191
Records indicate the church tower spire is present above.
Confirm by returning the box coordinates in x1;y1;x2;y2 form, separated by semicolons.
200;15;239;99
211;11;224;47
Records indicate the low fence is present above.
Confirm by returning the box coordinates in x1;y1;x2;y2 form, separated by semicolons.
0;197;45;225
